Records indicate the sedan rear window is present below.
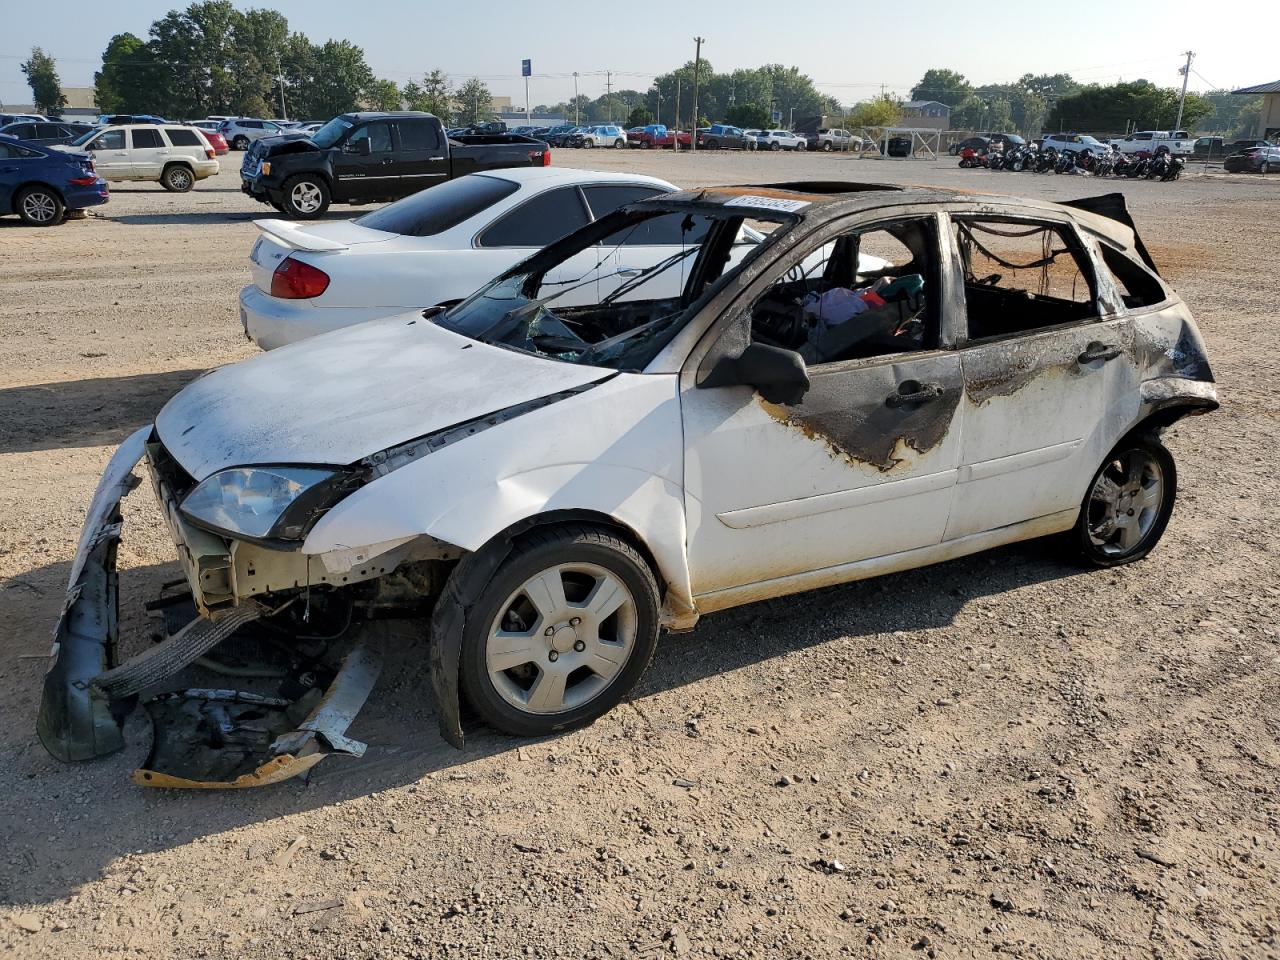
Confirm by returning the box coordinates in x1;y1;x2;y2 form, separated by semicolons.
356;174;519;237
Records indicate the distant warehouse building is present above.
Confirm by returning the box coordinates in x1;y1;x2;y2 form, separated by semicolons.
1232;80;1280;138
902;100;951;130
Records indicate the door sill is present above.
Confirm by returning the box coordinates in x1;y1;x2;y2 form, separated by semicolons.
692;509;1078;615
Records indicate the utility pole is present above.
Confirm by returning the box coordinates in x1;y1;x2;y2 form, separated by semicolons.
1174;50;1194;132
690;36;704;153
606;70;613;122
651;86;661;126
276;60;288;120
674;77;682;150
573;71;580;126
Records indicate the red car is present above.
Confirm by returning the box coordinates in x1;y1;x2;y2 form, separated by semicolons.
203;131;229;155
626;127;692;150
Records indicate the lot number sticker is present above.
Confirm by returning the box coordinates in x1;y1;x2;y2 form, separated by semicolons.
723;195;811;213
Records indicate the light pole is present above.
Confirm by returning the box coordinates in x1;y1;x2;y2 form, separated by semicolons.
573;71;580;126
651;86;661;126
690;36;705;153
674;77;681;150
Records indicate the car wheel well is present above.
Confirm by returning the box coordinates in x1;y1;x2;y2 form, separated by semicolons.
1132;399;1217;435
12;180;64;203
493;510;664;592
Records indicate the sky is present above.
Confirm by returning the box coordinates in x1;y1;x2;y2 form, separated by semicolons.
1;0;1274;111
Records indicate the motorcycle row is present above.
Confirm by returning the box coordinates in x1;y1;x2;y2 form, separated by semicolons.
958;143;1185;181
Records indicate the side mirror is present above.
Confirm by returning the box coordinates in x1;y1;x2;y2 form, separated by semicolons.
357;138;372;156
703;342;810;406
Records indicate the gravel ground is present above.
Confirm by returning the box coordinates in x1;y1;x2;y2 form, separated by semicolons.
1;151;1278;960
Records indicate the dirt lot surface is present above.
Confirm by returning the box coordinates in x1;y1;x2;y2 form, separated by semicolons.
2;152;1278;960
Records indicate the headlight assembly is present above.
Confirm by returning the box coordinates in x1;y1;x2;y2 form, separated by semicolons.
180;466;356;542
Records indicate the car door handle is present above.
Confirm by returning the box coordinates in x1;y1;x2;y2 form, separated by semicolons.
1078;341;1122;364
885;380;944;407
380;157;395;164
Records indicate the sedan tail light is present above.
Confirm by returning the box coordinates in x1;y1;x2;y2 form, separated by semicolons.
270;257;330;299
68;176;98;187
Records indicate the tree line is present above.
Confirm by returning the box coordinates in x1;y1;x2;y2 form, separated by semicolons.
90;2;395;120
905;67;1251;136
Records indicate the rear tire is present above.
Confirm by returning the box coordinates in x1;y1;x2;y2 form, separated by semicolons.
614;139;625;149
459;525;660;738
16;185;64;226
161;164;194;192
1067;434;1176;568
233;135;249;150
281;174;330;219
822;141;832;152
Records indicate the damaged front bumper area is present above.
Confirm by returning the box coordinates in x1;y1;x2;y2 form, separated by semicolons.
36;427;384;788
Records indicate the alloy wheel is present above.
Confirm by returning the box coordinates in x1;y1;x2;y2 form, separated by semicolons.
1087;449;1165;556
21;191;57;224
485;562;637;715
289;181;323;214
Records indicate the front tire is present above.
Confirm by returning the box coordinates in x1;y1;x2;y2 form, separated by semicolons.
1068;434;1176;568
459;525;660;738
281;174;330;219
16;185;63;226
161;164;194;192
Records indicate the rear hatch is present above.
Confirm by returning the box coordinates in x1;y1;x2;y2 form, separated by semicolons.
249;219;395;293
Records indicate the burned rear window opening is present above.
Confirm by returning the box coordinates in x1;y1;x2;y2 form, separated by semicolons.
435;203;788;372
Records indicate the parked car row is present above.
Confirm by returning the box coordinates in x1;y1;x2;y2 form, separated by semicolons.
0;138;109;225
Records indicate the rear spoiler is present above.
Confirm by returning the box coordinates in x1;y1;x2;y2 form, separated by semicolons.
1062;193;1159;275
253;218;348;253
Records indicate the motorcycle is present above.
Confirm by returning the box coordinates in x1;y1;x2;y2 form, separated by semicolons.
989;149;1006;171
958;146;989;169
1126;151;1151;178
1005;145;1030;171
1054;149;1077;174
1160;155;1185;182
1035;147;1057;173
1146;145;1184;181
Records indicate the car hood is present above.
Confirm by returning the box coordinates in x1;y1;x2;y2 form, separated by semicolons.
253;134;321;158
155;314;607;480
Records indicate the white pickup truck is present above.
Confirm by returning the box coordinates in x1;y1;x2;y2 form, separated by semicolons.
1115;130;1195;155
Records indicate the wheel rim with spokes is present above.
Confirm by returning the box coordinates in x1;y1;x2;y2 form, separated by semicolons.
486;562;637;715
169;168;191;189
22;192;57;223
1087;449;1165;556
290;181;323;213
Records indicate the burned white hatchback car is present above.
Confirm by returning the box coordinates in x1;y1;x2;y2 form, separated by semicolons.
39;183;1217;787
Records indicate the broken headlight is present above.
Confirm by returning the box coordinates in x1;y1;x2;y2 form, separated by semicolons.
180;466;348;542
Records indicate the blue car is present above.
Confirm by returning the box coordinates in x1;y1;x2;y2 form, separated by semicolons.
0;139;108;225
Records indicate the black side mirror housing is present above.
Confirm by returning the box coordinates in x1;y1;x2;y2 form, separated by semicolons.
703;342;810;406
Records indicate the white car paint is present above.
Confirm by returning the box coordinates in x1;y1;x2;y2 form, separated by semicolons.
758;130;807;151
156;315;606;481
241;168;717;350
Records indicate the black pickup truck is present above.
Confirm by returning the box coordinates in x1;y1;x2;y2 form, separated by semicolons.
241;111;550;218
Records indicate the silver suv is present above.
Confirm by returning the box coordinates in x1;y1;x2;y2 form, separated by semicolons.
219;118;288;150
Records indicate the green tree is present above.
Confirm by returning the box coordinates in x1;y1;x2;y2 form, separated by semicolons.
303;40;377;118
847;95;902;128
726;103;768;129
1048;80;1212;133
1017;73;1080;100
910;68;971;108
366;78;401;111
403;69;452;121
457;77;492;124
626;106;653;128
231;7;289;117
21;47;66;115
149;1;242;116
94;33;160;114
1195;89;1264;135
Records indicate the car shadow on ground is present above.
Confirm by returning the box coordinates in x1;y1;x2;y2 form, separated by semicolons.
104;210;354;226
0;370;208;455
0;535;1085;907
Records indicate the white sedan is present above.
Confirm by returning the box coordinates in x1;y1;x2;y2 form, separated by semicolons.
242;168;693;350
